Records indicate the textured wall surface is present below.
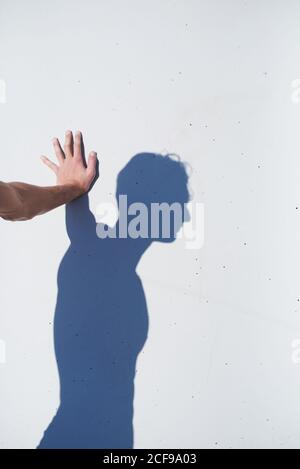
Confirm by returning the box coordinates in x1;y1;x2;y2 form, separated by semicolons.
1;0;300;449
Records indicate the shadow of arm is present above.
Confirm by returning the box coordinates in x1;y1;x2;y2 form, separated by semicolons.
66;194;96;245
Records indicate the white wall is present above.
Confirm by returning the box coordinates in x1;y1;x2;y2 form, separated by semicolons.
1;0;300;449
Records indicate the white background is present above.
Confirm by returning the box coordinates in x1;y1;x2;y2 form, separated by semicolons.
1;0;300;449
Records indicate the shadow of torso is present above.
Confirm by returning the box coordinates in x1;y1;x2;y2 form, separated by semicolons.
38;195;149;448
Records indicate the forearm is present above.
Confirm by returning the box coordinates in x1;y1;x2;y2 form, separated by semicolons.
0;182;82;221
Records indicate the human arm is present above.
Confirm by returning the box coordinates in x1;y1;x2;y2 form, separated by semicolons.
0;130;97;221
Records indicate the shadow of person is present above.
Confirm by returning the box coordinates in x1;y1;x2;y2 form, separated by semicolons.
38;152;190;449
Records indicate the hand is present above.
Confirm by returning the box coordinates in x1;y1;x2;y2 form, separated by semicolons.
41;130;97;195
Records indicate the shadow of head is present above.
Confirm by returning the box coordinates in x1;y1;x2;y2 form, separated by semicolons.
115;152;190;242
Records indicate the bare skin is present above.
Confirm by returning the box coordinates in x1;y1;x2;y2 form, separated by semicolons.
0;130;97;221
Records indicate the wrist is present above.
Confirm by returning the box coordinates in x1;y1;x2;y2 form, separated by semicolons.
60;182;86;200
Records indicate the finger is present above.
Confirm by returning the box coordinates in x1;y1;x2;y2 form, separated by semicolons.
52;137;65;164
63;130;73;158
87;151;97;177
74;130;82;160
40;155;58;174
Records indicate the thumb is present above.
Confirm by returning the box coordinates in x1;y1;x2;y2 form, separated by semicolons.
40;155;58;174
